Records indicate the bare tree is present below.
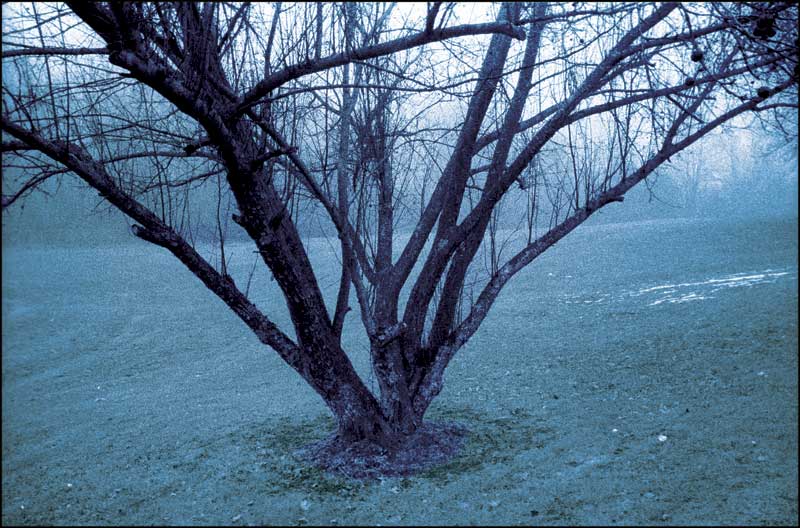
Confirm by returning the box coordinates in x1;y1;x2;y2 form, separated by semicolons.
2;2;797;470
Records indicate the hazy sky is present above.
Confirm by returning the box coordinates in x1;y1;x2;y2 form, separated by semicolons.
2;3;797;248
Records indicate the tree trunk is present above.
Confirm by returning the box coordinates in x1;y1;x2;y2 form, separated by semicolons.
326;364;418;449
372;340;421;435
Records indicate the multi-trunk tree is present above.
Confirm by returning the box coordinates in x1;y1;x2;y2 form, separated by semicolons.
2;2;797;459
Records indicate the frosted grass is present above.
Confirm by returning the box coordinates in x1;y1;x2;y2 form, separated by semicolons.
562;267;796;308
3;216;797;525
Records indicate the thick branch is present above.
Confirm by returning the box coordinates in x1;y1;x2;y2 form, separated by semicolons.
333;14;357;340
234;19;526;114
1;118;302;365
394;3;522;341
411;87;786;416
402;2;679;350
2;46;109;58
427;2;549;352
253;114;378;285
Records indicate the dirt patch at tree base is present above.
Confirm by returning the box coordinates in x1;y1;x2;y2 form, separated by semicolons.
296;421;469;480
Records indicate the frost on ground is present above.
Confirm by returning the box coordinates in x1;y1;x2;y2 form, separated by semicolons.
2;217;798;525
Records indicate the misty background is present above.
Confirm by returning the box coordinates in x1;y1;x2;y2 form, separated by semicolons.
3;125;797;248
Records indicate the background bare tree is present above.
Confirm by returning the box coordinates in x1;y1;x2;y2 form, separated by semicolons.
2;2;797;464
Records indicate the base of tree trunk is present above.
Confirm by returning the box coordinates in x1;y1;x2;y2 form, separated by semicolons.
296;421;468;479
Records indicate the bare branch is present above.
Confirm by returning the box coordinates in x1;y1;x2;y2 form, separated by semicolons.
2;46;109;58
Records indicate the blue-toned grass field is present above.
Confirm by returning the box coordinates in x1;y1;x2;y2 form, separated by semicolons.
2;216;797;525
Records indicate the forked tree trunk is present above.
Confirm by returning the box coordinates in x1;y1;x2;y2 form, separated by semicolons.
372;340;421;436
332;401;421;450
326;342;435;448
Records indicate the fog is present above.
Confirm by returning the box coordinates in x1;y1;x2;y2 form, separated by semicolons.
2;125;796;249
2;3;797;250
